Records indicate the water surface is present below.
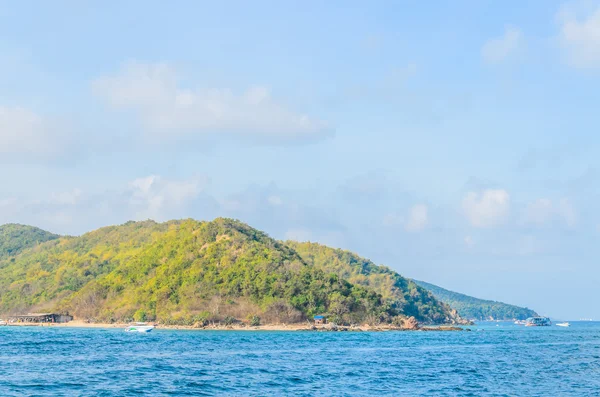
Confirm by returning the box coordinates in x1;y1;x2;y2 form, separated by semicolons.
0;322;599;396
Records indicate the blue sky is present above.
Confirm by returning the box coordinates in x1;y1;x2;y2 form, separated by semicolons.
1;0;600;319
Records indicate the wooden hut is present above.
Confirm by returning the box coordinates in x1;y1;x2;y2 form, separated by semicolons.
8;313;73;323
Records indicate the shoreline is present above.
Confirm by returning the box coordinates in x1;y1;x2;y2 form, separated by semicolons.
1;320;468;332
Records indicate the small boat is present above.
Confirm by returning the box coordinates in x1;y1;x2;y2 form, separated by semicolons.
124;322;154;333
0;320;7;326
556;322;570;327
514;320;526;325
525;317;552;327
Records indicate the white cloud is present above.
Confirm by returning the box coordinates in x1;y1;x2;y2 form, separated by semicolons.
128;175;205;220
464;235;475;247
0;175;211;234
557;198;577;228
405;204;429;232
267;195;283;206
481;26;522;63
382;212;403;227
382;204;428;232
524;198;554;225
558;4;600;68
92;61;331;142
0;193;86;233
0;106;65;157
50;188;82;206
462;189;510;228
524;198;577;228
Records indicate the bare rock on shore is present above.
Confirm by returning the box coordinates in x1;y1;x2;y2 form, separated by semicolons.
420;326;469;331
402;316;420;330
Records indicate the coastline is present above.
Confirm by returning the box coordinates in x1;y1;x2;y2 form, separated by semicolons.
2;320;468;332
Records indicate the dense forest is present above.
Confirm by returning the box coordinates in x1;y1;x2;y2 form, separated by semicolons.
413;280;538;321
287;241;462;324
0;224;59;259
0;219;462;326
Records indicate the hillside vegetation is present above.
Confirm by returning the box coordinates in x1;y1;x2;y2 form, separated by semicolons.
0;219;461;326
0;224;59;259
287;241;462;324
413;280;538;321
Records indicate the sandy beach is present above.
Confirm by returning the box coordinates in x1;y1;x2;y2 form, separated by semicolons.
2;320;466;332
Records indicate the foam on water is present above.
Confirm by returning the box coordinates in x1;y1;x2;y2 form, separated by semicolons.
0;322;599;396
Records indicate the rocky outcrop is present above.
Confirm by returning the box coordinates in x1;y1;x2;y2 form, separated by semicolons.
402;316;420;330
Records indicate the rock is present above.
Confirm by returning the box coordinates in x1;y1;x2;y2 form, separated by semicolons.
402;316;420;330
420;326;465;331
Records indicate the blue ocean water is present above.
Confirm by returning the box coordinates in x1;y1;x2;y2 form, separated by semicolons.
0;322;599;396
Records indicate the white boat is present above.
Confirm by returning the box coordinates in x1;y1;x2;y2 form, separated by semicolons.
556;322;570;327
124;322;154;333
0;320;7;326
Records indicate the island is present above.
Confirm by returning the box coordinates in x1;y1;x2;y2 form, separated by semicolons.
0;219;476;330
413;280;538;321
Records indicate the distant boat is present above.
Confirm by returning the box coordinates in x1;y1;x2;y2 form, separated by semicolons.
556;322;570;327
0;319;7;326
124;322;154;333
514;320;526;325
525;317;552;327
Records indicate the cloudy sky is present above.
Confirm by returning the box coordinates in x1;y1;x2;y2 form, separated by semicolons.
1;0;599;319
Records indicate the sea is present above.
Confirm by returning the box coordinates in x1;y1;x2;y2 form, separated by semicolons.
0;321;599;396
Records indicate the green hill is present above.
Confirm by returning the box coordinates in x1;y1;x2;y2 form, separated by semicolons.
413;280;538;321
286;241;462;324
0;224;59;259
0;218;459;325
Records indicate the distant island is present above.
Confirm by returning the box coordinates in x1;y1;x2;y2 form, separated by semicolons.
0;219;467;329
413;280;538;321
